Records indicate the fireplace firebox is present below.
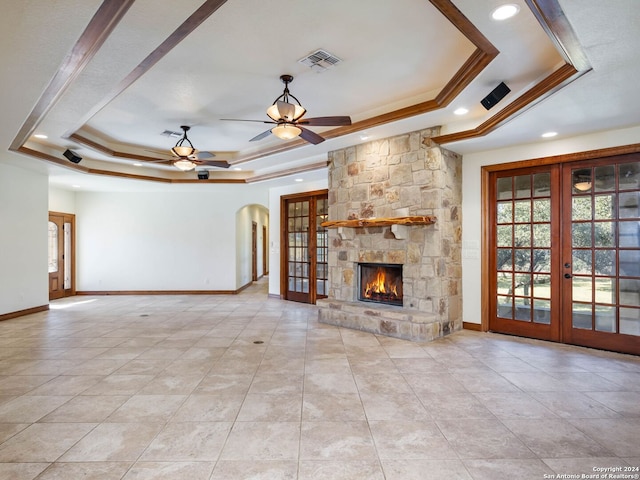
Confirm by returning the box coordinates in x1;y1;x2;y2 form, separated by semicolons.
358;263;403;306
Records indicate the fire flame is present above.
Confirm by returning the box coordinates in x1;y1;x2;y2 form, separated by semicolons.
364;268;399;299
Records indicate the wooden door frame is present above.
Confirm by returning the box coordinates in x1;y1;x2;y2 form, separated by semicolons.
262;225;268;276
48;211;76;299
481;144;640;333
279;189;328;302
251;221;258;282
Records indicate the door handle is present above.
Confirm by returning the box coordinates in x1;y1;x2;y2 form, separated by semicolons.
564;273;572;279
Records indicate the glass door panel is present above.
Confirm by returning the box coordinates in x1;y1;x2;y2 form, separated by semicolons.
490;167;560;340
563;159;640;353
282;192;328;304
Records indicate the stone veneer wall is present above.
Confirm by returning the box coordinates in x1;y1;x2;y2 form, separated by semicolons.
323;126;463;336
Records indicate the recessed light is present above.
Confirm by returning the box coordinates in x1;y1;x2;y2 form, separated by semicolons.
133;163;143;167
234;167;242;171
541;131;558;138
34;134;48;139
453;107;469;115
491;4;520;21
295;178;303;182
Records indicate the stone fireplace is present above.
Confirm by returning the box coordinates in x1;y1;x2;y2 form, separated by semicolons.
317;126;462;342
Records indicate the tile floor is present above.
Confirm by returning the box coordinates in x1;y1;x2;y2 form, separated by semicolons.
0;278;639;479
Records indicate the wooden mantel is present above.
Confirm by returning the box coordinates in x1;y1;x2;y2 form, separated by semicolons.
321;216;437;228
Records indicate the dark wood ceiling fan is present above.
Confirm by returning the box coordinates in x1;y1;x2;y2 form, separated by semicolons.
145;126;230;171
222;74;352;145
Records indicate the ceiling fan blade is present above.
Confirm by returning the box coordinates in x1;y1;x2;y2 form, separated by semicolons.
250;129;273;142
197;160;230;169
298;116;352;127
221;118;276;124
298;126;325;145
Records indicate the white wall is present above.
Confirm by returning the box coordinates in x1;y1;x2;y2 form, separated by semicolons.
461;125;640;324
75;185;268;292
268;179;328;296
49;187;76;214
236;204;269;288
0;162;49;315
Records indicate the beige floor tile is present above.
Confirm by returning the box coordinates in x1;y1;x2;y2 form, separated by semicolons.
462;459;555;480
81;374;155;395
0;423;96;462
381;459;473;480
37;462;132;480
59;422;163;461
25;375;103;396
1;282;638;478
300;421;377;461
220;422;300;461
0;395;72;423
140;422;231;462
40;395;129;423
542;457;633;475
370;420;458;459
123;461;214;480
502;418;614;458
0;462;50;480
237;393;302;422
436;418;536;459
298;460;385;480
360;392;430;421
211;460;298;479
106;394;186;423
302;393;366;422
193;373;253;395
567;418;640;457
172;394;244;422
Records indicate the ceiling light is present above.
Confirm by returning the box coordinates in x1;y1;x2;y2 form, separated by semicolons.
491;4;520;20
173;159;196;171
271;124;302;140
34;134;48;139
453;107;469;115
171;125;197;158
234;167;242;171
574;181;592;192
295;178;303;182
541;131;558;138
133;163;143;167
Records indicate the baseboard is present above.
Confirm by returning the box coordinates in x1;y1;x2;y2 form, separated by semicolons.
76;289;239;296
463;322;482;331
0;304;49;322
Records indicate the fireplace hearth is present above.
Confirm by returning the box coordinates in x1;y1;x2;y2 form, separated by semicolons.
358;263;403;306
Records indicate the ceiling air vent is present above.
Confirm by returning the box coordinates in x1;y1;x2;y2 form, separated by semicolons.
161;129;183;138
298;49;342;73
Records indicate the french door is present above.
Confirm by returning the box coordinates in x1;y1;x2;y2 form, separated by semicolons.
488;155;640;355
48;212;75;300
280;190;328;304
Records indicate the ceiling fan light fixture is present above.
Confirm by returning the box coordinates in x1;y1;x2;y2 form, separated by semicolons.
574;181;592;192
271;124;302;140
173;158;197;171
266;102;306;122
171;125;196;158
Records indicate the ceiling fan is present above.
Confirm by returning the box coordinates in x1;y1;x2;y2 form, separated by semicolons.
147;125;230;171
223;74;352;145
